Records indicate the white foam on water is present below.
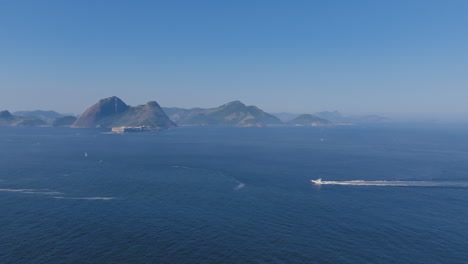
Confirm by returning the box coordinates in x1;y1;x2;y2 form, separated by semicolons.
311;180;468;187
234;183;246;190
22;191;64;195
0;188;63;195
0;188;35;193
53;196;116;200
172;165;192;169
0;188;109;199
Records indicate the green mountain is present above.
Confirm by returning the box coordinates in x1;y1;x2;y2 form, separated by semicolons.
163;101;283;127
0;110;47;126
272;112;300;122
52;116;78;127
162;107;205;124
285;114;330;126
13;110;64;124
72;96;176;129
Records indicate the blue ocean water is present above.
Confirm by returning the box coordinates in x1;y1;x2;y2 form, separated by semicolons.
0;125;467;264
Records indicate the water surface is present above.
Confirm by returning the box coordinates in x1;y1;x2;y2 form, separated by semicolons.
0;126;467;263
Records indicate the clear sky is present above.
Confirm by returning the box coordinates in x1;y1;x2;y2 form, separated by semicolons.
1;0;467;117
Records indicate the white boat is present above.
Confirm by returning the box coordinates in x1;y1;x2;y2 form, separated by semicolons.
311;178;323;184
84;152;88;158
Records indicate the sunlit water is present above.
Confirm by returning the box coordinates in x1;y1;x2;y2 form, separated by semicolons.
1;125;468;263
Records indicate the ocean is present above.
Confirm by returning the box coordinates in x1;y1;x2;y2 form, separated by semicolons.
0;125;467;263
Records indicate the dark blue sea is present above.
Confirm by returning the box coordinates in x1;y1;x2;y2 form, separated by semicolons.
1;125;468;264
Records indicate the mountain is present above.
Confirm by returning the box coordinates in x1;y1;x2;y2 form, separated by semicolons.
164;101;283;127
162;107;205;124
114;101;176;127
0;110;14;126
285;114;331;126
0;110;13;120
72;96;129;128
348;115;391;123
272;112;300;122
13;110;65;123
0;110;47;126
315;111;389;123
52;116;78;127
314;111;347;122
72;96;175;129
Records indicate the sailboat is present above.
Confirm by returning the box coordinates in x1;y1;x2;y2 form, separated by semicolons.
84;152;88;158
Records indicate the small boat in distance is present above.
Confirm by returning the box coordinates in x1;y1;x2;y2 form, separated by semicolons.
311;178;323;184
84;152;88;158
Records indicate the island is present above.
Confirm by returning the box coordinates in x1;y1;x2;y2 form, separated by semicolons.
72;96;176;130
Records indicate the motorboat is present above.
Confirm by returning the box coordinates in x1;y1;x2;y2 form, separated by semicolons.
311;178;323;184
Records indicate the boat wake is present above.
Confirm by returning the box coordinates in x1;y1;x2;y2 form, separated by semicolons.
0;188;114;200
0;188;63;195
53;196;116;200
310;179;468;187
171;165;193;169
234;183;246;190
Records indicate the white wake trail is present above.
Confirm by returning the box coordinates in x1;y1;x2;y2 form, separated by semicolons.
311;180;468;187
0;188;63;195
234;183;246;190
53;196;116;200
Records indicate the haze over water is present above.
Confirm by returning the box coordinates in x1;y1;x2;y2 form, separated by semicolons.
1;125;467;263
2;1;468;117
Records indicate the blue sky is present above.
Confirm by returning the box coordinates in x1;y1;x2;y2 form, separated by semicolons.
1;0;467;117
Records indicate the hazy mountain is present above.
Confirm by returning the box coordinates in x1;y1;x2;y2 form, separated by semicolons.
285;114;330;126
0;110;47;126
72;96;176;129
13;110;64;123
52;116;78;127
315;111;389;123
0;110;14;126
164;101;283;127
314;111;347;122
162;107;205;124
272;112;300;122
348;115;391;123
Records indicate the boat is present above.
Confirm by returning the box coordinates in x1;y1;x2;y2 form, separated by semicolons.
84;152;88;158
311;178;323;184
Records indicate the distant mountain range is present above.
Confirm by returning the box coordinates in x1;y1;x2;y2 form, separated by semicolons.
52;116;78;127
163;101;283;127
272;112;301;122
314;111;346;122
314;111;390;123
272;111;389;124
0;110;47;126
13;110;65;123
0;96;391;129
285;114;330;126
